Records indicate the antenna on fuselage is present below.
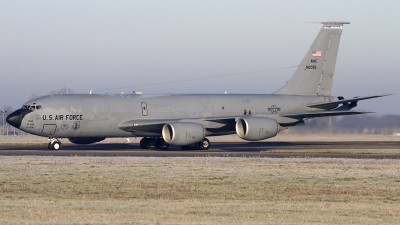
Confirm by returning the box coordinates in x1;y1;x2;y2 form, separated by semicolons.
89;90;92;94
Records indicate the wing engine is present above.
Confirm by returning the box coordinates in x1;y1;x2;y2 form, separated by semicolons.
162;122;205;146
235;117;285;141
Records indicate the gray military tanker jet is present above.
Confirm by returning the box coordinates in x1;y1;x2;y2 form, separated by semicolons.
7;21;389;150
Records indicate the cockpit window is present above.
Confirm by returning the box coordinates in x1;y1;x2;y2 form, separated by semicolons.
21;104;42;111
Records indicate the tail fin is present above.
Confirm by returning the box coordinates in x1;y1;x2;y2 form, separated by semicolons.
274;22;349;96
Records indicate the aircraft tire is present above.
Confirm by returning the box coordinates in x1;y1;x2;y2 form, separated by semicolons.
48;143;53;150
199;138;210;150
147;138;157;150
188;143;197;150
140;138;148;149
52;141;61;151
157;139;169;150
181;143;199;150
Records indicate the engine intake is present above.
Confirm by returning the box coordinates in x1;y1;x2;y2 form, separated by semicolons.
162;122;205;146
236;117;280;141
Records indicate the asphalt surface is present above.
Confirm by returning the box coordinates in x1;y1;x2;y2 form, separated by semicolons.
0;141;400;158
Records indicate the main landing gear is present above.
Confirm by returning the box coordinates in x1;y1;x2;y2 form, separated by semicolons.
48;138;62;150
139;137;210;150
140;138;170;150
180;138;210;150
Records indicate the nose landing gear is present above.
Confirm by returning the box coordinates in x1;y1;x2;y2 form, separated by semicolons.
48;138;62;150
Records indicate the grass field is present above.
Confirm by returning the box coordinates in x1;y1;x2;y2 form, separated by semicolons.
1;156;400;224
266;149;400;155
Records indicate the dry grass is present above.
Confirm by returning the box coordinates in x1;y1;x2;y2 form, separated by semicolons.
1;156;400;224
266;149;400;155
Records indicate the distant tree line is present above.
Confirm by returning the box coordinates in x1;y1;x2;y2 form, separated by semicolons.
289;115;400;135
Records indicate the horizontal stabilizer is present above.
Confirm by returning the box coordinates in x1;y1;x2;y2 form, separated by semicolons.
307;94;391;109
280;110;373;119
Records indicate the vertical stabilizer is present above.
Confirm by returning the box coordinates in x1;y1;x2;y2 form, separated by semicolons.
274;22;349;96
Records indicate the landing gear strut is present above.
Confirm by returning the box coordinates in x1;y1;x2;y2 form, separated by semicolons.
48;138;62;150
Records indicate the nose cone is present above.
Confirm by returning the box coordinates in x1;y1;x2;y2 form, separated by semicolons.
6;109;30;128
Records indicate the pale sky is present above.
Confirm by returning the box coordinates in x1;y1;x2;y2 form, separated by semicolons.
1;0;399;114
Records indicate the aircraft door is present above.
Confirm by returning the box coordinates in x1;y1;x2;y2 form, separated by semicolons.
42;124;57;135
141;102;148;116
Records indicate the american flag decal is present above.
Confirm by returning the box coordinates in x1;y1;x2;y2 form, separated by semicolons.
312;50;322;57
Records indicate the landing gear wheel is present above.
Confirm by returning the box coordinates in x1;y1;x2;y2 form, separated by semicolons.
188;143;197;150
147;138;157;150
140;138;148;149
199;138;210;150
48;138;62;150
157;139;169;150
52;141;61;150
181;143;197;150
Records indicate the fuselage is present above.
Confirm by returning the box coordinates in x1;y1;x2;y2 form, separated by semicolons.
8;93;335;138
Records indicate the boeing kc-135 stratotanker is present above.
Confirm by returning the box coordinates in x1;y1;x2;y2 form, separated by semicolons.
7;22;390;150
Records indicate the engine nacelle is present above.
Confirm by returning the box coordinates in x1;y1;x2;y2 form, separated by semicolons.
68;137;106;145
162;122;205;146
235;117;280;141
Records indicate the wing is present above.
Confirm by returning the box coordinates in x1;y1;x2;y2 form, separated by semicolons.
279;110;373;119
118;109;374;135
118;116;240;136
